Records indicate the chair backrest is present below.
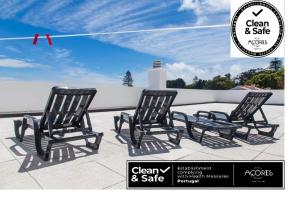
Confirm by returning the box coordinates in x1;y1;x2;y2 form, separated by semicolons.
40;87;97;131
133;90;177;125
230;92;272;121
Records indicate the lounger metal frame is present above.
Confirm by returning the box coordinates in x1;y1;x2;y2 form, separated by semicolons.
14;87;103;161
114;90;183;148
172;111;241;142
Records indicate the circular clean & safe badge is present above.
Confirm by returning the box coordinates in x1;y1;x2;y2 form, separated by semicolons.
231;0;284;57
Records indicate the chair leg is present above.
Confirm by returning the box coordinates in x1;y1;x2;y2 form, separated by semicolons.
186;123;196;140
32;125;44;159
114;116;119;130
118;119;124;134
136;133;144;149
235;127;251;140
41;142;52;161
219;129;235;140
114;116;124;134
86;133;104;150
229;129;235;140
128;119;137;146
199;129;206;143
20;118;28;142
14;120;22;140
14;119;28;142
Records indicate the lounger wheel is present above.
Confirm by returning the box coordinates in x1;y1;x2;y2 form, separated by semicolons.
257;125;278;138
219;129;235;140
234;128;251;140
85;133;104;150
167;129;183;145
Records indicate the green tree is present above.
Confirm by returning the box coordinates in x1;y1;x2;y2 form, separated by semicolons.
246;68;284;89
225;73;231;80
192;76;199;84
195;79;207;89
233;68;262;85
269;58;283;71
204;75;236;90
186;76;206;89
122;70;133;87
166;78;186;88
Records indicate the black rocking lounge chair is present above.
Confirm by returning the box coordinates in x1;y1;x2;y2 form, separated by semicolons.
114;90;183;148
14;87;103;161
198;92;279;140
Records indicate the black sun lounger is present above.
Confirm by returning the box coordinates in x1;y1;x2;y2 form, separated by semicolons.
202;92;279;140
114;89;183;148
171;111;242;142
14;86;103;161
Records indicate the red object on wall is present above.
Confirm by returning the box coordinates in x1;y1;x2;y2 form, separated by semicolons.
46;34;53;46
33;33;39;45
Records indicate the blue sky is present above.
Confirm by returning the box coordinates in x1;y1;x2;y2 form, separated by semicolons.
0;0;277;86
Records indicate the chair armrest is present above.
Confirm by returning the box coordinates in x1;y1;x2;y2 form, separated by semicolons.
24;115;40;127
193;110;211;119
120;112;132;122
209;111;230;121
24;115;39;120
171;111;189;123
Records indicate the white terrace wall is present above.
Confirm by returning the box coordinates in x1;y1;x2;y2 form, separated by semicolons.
0;80;284;114
214;89;284;105
0;80;216;113
0;80;144;113
173;89;216;105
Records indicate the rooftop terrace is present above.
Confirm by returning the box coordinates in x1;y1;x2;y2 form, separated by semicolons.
0;102;283;189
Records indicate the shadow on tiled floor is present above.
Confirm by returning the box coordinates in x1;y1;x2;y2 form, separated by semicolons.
175;126;242;149
7;136;98;172
235;133;278;145
114;129;181;156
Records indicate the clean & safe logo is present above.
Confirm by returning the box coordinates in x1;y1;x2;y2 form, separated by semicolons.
128;162;173;187
131;166;171;183
231;0;284;57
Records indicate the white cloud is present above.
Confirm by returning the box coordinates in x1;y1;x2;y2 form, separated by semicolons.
178;0;230;24
211;64;222;75
178;0;201;16
0;58;36;68
178;0;206;24
5;46;22;54
229;64;242;76
0;0;35;18
204;0;230;11
60;66;122;86
166;62;208;83
54;48;71;59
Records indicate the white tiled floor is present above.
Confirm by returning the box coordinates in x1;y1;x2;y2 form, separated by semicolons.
0;103;284;189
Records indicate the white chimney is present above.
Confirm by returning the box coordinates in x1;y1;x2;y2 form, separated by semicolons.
148;61;166;90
